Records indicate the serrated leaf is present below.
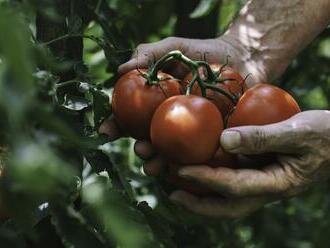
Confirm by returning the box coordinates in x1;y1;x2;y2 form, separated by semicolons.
81;175;162;248
84;149;112;174
138;201;176;248
51;204;106;248
190;0;219;19
91;88;111;129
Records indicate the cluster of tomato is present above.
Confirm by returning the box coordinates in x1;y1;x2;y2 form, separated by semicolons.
111;51;301;195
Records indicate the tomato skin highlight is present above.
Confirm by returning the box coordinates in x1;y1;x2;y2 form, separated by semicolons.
228;83;301;127
150;95;223;164
112;69;181;140
183;64;246;118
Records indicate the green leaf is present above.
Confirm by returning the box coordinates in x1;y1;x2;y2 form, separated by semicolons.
81;174;162;248
138;202;176;247
84;149;112;174
190;0;219;19
91;88;111;129
51;204;106;248
61;94;90;111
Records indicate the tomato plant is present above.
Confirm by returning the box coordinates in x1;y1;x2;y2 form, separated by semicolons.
112;69;182;140
150;95;223;164
184;64;247;117
228;83;301;127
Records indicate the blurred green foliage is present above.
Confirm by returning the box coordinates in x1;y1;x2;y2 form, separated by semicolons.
0;0;329;247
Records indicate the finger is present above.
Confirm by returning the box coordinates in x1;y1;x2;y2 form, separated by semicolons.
170;190;272;218
118;37;185;75
118;57;147;75
220;120;304;155
143;156;166;177
134;141;155;160
178;164;293;197
98;116;122;141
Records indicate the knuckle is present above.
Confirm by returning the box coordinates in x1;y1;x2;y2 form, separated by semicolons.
136;43;147;49
163;36;178;43
278;163;309;196
251;127;267;151
135;44;150;54
224;184;241;197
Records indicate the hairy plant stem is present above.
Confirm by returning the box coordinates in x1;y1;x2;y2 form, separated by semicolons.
148;50;236;100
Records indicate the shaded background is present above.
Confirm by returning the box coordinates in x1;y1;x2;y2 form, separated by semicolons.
0;0;329;247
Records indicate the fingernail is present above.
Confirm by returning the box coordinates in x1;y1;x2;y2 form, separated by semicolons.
169;193;180;202
178;168;189;178
221;131;241;150
169;191;184;204
178;167;197;178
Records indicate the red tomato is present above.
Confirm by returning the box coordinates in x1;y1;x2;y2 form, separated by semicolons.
183;64;247;118
150;95;223;164
208;147;237;168
112;69;182;140
228;83;301;168
228;83;301;127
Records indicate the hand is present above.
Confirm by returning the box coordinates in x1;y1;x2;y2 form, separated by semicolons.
108;35;270;174
170;110;330;218
99;117;166;176
118;36;268;85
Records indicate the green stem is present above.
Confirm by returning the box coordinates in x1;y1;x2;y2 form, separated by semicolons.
148;50;199;82
186;73;198;96
55;80;80;89
147;50;236;101
196;76;207;97
41;34;133;54
196;61;217;82
204;83;237;104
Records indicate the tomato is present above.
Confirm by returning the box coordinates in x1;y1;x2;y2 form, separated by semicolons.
228;83;301;127
112;69;182;140
208;147;237;168
150;95;223;164
183;64;247;118
227;83;301;168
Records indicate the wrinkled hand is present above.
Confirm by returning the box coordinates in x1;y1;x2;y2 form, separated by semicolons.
118;36;267;85
170;110;330;218
101;35;269;173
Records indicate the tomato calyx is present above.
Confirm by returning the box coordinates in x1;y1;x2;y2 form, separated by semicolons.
135;67;176;87
146;50;239;104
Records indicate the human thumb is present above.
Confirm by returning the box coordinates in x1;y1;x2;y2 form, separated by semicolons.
220;122;299;155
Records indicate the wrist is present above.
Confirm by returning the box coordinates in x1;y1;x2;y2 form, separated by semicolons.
218;33;270;86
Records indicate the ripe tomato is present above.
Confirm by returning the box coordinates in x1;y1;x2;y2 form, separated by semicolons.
112;69;182;140
150;95;223;164
183;64;247;118
228;84;301;127
208;147;237;168
227;84;301;168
